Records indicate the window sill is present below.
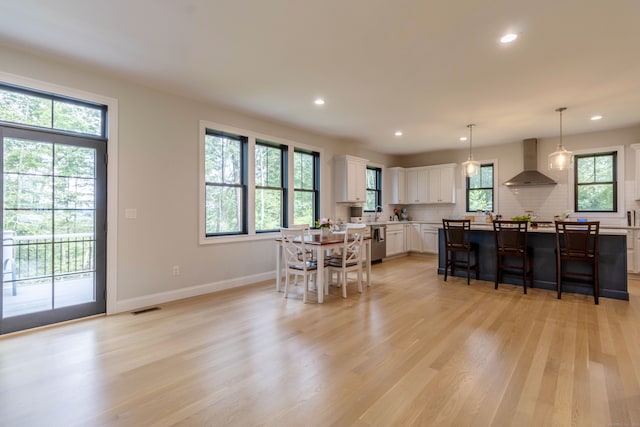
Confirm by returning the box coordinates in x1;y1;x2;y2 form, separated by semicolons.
200;231;280;246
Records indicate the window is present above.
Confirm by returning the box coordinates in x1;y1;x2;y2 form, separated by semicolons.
204;130;247;236
0;83;106;137
200;121;323;241
293;150;319;227
466;163;494;212
255;141;287;232
365;166;382;212
574;152;617;212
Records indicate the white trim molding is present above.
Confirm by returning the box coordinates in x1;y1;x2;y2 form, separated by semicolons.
0;71;120;315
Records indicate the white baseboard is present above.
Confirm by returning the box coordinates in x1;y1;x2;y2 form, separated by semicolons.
113;270;275;314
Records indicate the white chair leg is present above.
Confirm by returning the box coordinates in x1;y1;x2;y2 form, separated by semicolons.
283;271;290;299
357;266;363;293
303;274;309;303
342;271;348;298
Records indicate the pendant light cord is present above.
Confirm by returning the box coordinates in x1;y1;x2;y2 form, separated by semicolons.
467;123;475;159
556;107;566;148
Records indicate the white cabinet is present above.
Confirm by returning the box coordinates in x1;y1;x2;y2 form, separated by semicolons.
632;144;640;200
408;223;422;252
632;230;639;273
405;165;455;204
421;224;439;253
386;224;405;256
386;167;406;204
406;168;429;204
335;155;368;203
427;164;456;204
403;223;411;252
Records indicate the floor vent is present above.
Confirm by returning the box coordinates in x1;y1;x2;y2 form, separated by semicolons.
132;306;160;315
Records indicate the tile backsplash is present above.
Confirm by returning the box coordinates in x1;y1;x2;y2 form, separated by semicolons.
403;178;640;227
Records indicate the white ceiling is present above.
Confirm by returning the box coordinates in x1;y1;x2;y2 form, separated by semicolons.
1;0;639;154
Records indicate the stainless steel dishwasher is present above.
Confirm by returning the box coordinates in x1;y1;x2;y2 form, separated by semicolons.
370;224;386;263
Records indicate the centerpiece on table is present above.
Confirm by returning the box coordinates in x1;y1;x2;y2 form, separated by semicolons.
316;217;333;238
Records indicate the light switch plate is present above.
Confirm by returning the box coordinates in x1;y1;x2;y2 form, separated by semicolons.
125;208;137;219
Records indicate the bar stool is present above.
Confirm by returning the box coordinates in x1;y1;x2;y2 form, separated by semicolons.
493;220;532;294
555;221;600;304
442;219;478;285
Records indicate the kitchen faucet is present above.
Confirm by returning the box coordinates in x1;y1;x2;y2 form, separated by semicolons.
374;205;382;222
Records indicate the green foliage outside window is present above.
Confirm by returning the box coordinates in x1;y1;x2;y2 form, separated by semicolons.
575;153;616;212
293;151;317;226
205;133;244;234
467;164;493;212
365;167;381;211
255;143;284;231
0;88;103;136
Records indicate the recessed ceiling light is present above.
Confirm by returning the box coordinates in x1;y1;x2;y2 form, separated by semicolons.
459;136;468;141
500;33;518;44
395;131;403;137
590;115;603;121
314;98;325;105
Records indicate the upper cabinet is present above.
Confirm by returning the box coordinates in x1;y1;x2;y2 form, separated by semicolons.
406;167;429;204
386;167;407;204
404;164;456;204
426;164;456;204
334;155;368;203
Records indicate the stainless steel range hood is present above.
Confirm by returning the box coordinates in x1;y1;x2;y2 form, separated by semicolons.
503;138;557;187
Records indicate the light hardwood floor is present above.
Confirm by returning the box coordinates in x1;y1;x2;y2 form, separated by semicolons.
2;256;640;426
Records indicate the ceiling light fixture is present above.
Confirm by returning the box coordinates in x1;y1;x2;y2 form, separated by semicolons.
500;33;518;43
314;98;325;105
459;136;467;141
462;124;480;177
591;115;603;121
548;107;573;170
395;131;403;136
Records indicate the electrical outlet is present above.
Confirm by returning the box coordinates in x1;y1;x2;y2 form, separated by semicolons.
172;265;180;276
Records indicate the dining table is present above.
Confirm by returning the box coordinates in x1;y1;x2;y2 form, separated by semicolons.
275;232;372;303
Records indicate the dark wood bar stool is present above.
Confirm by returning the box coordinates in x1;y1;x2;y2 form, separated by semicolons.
442;219;478;285
493;220;533;294
555;221;600;304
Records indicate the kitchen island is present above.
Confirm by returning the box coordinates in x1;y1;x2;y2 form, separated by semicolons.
437;225;628;301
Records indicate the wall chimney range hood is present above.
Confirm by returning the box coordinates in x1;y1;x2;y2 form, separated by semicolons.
503;138;557;187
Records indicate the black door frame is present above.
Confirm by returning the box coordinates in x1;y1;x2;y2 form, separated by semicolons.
0;125;107;334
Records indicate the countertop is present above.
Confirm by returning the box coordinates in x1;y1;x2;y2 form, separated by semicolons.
362;220;636;235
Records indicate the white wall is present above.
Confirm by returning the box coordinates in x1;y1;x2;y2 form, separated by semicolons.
0;44;393;312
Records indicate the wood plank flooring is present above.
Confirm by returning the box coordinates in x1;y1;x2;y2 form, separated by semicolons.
2;256;640;426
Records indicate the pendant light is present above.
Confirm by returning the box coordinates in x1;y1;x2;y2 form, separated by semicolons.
548;107;573;170
462;123;480;177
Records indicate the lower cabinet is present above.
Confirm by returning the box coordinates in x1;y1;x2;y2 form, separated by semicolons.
408;223;422;252
421;224;439;254
386;224;405;256
632;230;639;273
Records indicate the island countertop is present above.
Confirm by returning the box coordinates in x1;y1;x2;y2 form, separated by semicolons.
437;227;628;301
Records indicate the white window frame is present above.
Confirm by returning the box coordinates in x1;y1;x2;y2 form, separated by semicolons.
568;145;625;220
198;120;323;245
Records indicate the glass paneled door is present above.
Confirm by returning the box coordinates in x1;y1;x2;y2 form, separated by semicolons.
1;126;106;334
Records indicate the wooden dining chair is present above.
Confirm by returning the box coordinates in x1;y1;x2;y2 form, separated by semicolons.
555;221;600;304
280;227;322;303
493;220;532;294
442;219;478;285
327;223;366;298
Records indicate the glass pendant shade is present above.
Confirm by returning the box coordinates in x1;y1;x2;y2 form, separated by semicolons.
548;107;573;170
548;145;573;170
463;124;480;177
462;157;480;177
